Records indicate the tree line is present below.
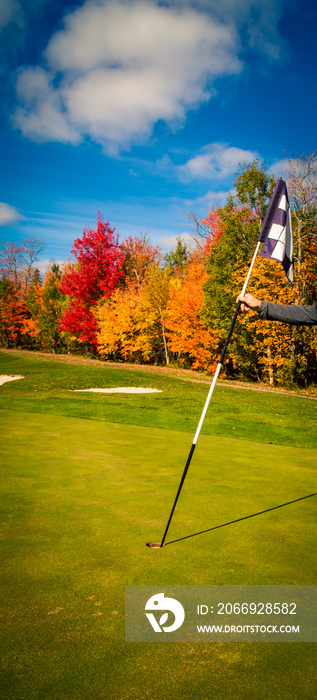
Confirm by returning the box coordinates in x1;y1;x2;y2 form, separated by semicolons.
1;155;316;387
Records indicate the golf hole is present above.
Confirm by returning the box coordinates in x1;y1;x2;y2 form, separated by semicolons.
146;542;164;548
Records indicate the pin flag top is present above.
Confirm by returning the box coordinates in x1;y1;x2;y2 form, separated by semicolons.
258;178;294;285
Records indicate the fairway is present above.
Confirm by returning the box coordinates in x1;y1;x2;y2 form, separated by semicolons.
0;351;316;699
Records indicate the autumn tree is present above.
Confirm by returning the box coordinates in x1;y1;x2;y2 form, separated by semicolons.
142;263;172;365
96;261;173;365
286;151;317;219
230;254;296;384
26;262;67;352
0;278;29;348
203;203;259;321
275;152;317;384
164;252;219;371
199;162;295;381
96;283;158;363
200;158;317;386
59;214;123;350
121;233;161;289
286;152;317;294
0;238;44;348
0;237;44;292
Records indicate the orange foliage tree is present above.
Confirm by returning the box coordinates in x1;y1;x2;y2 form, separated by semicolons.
0;238;44;349
121;234;161;289
0;279;30;348
164;255;219;372
26;263;67;352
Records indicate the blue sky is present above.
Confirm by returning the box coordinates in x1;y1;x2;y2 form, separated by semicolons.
0;0;316;272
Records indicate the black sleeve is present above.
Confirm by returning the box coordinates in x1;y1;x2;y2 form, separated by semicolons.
258;301;317;326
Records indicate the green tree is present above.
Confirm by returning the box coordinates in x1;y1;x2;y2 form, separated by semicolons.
38;263;66;351
203;204;260;327
234;159;275;222
164;236;189;274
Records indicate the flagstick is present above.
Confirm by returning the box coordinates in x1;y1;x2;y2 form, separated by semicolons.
158;241;261;548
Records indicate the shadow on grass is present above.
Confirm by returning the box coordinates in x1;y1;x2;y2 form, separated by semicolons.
165;492;317;547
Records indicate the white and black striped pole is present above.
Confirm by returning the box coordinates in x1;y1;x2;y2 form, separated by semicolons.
146;179;287;549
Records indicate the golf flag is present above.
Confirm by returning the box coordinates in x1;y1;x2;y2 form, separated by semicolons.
150;178;296;550
258;178;294;285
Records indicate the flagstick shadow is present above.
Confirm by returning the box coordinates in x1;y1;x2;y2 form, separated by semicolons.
164;492;317;547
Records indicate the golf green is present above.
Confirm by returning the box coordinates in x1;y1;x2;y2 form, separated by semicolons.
1;350;316;698
0;404;316;699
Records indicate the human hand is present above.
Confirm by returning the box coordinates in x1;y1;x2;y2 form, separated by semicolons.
236;293;262;312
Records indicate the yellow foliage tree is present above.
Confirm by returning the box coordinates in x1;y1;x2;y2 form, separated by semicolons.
95;281;159;363
232;257;296;384
233;247;317;386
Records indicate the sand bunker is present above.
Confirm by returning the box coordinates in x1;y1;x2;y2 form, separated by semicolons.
0;375;24;386
0;376;161;393
72;387;162;394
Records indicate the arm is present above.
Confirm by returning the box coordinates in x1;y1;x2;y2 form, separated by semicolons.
258;301;317;326
237;293;317;326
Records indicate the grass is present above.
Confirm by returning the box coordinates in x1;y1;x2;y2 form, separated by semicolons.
0;350;316;699
0;349;317;448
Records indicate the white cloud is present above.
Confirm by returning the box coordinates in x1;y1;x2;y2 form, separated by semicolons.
45;1;239;77
179;142;259;181
0;202;21;225
14;67;81;143
171;0;288;60
268;158;289;179
11;0;289;152
13;0;242;152
35;259;65;278
189;189;232;207
158;232;195;252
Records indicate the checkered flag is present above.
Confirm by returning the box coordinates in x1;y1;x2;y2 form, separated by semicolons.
258;178;294;285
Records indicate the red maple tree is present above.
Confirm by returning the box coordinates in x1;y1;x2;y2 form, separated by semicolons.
59;214;123;348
